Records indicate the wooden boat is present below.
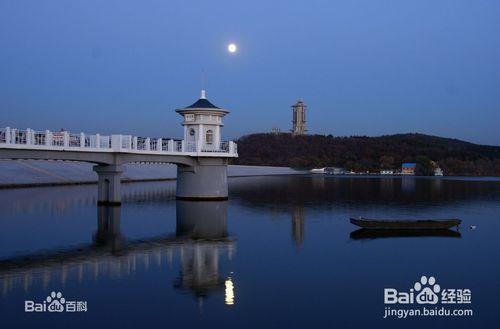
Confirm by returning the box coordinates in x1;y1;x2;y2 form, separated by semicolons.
350;217;461;230
350;228;461;240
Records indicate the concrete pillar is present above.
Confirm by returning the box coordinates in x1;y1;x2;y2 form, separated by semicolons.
176;158;228;200
198;124;204;152
215;126;221;149
93;165;123;206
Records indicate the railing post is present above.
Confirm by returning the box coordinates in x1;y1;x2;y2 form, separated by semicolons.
5;127;11;144
181;140;185;152
157;138;162;152
168;139;174;152
11;129;17;144
132;136;137;150
45;130;51;146
80;133;85;148
229;141;235;154
111;135;122;152
95;134;101;149
126;135;132;150
63;131;69;148
26;128;32;145
145;137;150;151
30;129;35;145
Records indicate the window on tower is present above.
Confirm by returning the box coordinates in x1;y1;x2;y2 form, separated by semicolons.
206;130;214;145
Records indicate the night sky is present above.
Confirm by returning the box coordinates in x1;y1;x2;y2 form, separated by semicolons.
1;0;499;144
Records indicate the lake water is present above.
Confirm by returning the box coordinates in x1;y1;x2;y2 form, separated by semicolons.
0;175;499;328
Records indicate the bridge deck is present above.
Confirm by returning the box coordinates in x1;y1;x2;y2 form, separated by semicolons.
0;127;238;159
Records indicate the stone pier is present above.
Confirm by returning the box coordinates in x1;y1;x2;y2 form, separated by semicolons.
176;158;229;201
93;165;123;206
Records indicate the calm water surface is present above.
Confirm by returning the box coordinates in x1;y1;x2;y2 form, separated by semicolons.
0;175;499;328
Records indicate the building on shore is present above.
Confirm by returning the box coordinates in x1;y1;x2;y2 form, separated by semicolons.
291;99;307;135
380;169;394;175
434;167;444;176
401;163;416;175
310;167;345;175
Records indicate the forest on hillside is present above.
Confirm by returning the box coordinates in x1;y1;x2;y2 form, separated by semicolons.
233;133;500;176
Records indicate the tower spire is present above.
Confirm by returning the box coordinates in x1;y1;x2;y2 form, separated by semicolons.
200;69;206;99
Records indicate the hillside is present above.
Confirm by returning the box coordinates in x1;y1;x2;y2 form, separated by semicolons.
233;133;500;176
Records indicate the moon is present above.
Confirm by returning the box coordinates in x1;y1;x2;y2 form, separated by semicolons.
228;43;237;53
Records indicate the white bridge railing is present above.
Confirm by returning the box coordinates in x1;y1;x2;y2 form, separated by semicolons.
0;127;237;156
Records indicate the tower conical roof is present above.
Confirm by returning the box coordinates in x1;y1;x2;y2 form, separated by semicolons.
183;89;220;109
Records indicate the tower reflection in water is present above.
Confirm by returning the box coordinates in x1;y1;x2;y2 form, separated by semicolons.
174;201;235;306
0;201;235;307
291;206;305;248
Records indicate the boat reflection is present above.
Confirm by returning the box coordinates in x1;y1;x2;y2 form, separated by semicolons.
350;228;462;240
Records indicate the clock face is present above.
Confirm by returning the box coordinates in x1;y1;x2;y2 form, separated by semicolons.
189;129;195;136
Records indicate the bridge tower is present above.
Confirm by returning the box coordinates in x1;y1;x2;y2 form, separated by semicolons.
175;90;232;200
176;89;229;153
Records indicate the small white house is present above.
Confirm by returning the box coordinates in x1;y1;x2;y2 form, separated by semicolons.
434;167;444;176
175;90;229;152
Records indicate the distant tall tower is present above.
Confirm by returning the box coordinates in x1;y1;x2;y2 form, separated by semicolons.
291;99;307;135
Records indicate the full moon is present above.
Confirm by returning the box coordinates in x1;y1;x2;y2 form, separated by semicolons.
228;43;237;53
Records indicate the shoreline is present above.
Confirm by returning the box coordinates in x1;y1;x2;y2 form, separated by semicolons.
0;173;308;190
0;161;305;190
1;173;498;190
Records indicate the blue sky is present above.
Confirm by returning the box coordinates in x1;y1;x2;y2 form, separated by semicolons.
1;0;499;144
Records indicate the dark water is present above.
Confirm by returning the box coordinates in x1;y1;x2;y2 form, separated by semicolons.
0;175;499;328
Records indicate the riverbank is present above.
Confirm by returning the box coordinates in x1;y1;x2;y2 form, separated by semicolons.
0;159;304;189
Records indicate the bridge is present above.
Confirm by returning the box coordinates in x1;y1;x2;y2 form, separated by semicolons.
0;90;238;204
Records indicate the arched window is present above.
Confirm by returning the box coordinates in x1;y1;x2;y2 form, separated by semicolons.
206;130;214;145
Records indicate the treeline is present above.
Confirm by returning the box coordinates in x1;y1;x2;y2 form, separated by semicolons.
233;133;500;176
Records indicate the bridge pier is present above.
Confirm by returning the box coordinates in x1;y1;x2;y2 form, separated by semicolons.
93;165;123;206
176;159;228;200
